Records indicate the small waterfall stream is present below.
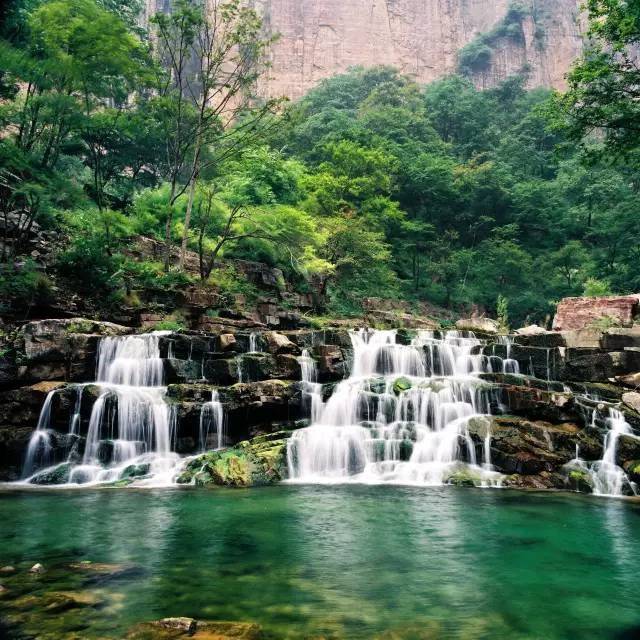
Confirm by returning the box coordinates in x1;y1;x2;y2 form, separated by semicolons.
22;333;186;486
199;390;225;452
287;329;503;486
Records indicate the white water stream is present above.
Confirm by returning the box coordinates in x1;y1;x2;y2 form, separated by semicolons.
22;333;183;486
287;329;508;486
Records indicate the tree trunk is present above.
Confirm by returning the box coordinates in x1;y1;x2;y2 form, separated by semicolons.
179;174;197;269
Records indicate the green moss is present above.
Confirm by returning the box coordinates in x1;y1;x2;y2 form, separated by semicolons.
177;432;290;487
66;320;94;334
393;377;412;395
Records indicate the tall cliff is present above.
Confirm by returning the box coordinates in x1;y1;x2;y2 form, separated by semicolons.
249;0;584;99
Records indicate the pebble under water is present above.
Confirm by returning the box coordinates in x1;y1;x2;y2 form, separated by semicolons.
1;486;639;639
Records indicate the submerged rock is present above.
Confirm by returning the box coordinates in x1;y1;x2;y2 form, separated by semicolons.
126;619;263;640
29;563;45;574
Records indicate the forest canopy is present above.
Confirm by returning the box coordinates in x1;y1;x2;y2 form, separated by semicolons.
1;0;639;326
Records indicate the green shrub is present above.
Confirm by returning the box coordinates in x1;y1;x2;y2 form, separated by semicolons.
122;259;193;292
583;278;612;298
151;319;186;332
56;235;123;292
208;265;259;306
0;260;53;306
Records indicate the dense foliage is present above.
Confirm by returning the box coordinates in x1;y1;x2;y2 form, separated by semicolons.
1;0;638;324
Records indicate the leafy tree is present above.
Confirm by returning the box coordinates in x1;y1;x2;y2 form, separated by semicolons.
559;0;640;159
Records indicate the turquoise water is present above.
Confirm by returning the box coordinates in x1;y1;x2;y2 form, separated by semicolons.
1;486;640;639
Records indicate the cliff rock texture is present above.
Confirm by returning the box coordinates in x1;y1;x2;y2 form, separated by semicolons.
248;0;584;99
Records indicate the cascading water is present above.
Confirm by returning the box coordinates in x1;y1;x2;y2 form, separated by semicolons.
287;329;503;486
249;332;261;353
199;390;224;452
298;349;323;423
565;407;638;497
22;390;56;478
22;333;183;486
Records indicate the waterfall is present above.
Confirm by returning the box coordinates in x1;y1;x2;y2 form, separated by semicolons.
21;333;186;486
298;349;323;423
22;390;57;478
563;399;638;497
199;390;224;451
287;329;503;486
249;332;261;353
590;409;637;497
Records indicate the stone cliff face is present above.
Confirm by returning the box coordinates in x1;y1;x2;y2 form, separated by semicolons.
248;0;583;99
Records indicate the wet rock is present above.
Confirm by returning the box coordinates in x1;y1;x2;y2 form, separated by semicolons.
120;463;151;479
467;416;600;475
502;471;566;490
622;392;640;414
623;460;640;484
314;344;348;382
392;377;412;395
30;462;72;485
163;358;204;384
29;563;45;574
218;334;237;352
616;435;640;466
563;468;594;493
177;432;289;487
0;566;15;574
562;348;631;382
600;326;640;350
263;331;300;355
203;358;239;385
68;561;144;584
14;318;130;383
127;619;263;640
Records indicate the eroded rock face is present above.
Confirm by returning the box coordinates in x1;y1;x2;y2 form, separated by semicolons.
242;0;584;99
553;295;640;331
11;318;131;385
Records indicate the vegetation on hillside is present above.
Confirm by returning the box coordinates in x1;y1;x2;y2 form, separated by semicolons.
0;0;638;325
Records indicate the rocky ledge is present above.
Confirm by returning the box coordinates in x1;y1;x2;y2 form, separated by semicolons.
0;294;639;494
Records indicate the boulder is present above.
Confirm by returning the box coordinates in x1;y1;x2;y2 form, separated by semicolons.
218;334;237;352
616;372;640;388
553;295;640;331
515;325;547;336
176;431;289;487
313;344;348;382
622;392;640;414
262;331;300;355
455;317;499;335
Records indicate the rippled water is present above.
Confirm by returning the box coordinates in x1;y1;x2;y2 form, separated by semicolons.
1;486;639;639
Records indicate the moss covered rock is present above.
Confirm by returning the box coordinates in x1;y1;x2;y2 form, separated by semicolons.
30;462;71;485
176;432;290;487
392;377;412;395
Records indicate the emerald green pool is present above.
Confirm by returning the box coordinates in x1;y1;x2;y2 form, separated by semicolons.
1;486;639;639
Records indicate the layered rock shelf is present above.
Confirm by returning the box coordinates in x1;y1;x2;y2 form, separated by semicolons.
1;295;639;495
